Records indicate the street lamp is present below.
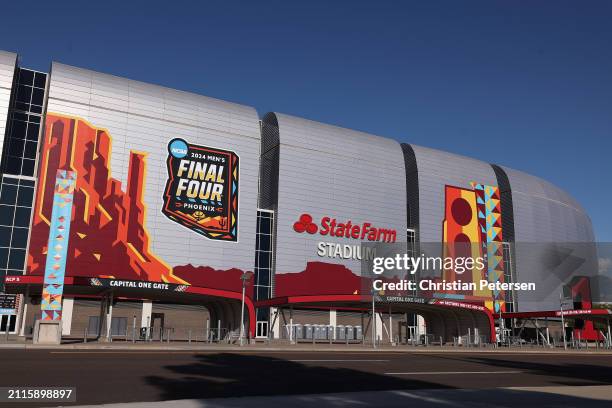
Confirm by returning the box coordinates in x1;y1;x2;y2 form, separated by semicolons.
497;297;504;346
559;291;567;350
371;287;378;349
240;271;254;346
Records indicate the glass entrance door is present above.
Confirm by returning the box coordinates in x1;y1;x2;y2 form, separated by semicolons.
256;321;268;338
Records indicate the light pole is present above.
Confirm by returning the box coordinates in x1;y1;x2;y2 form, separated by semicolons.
240;272;253;346
497;298;504;345
559;291;567;350
371;291;376;349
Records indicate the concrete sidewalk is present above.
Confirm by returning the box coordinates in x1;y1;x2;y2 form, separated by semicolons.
70;386;612;408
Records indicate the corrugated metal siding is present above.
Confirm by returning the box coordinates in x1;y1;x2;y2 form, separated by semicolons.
46;63;261;272
501;166;596;312
410;144;498;243
502;166;593;242
272;113;407;277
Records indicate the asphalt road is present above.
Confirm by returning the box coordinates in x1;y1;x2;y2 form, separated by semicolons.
1;349;611;406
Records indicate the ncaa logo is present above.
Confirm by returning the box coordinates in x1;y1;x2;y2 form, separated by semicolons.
168;138;188;158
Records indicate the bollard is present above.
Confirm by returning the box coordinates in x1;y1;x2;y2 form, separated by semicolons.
84;327;88;344
440;336;443;348
167;328;171;343
188;329;192;344
5;325;9;342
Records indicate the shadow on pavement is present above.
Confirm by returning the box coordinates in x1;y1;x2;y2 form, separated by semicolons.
459;355;612;386
141;353;612;407
144;352;451;400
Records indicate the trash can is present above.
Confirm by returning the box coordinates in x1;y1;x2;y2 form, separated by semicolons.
325;325;334;340
304;324;313;340
355;325;363;340
294;324;303;340
336;325;345;341
346;325;354;341
312;325;320;340
293;323;304;340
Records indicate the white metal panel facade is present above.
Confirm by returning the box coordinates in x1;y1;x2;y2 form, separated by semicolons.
501;166;596;312
410;144;499;243
502;166;594;242
45;62;260;274
273;113;407;282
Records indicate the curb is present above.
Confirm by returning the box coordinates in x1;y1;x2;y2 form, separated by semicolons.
1;342;611;354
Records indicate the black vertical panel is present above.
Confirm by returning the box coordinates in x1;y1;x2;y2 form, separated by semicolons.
401;143;419;238
491;164;515;242
259;113;280;210
491;164;517;311
258;113;281;301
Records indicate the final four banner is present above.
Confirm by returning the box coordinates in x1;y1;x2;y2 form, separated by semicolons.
41;170;76;321
162;138;239;242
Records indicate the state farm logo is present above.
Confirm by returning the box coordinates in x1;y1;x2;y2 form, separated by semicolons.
293;213;318;234
292;213;397;242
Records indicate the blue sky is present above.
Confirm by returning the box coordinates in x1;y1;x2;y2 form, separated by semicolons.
1;1;611;240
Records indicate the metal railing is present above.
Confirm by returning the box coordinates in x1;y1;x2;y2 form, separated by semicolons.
6;322;612;350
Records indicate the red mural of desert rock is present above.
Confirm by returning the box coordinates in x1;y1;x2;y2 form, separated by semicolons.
173;265;254;298
27;114;249;293
275;262;363;297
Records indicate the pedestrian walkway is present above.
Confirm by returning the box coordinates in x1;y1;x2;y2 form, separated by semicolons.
69;385;612;408
1;339;611;354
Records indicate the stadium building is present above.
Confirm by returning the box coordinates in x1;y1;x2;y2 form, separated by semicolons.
0;50;603;345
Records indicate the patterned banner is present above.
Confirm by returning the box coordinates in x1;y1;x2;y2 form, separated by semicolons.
41;170;76;321
471;183;505;312
439;183;506;311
